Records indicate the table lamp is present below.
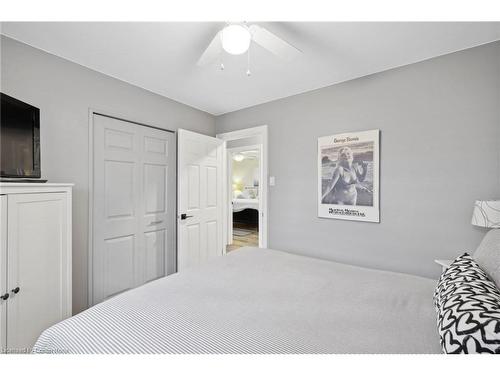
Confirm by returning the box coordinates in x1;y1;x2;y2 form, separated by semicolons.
471;200;500;228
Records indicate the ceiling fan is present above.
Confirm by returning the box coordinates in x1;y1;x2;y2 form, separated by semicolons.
233;150;259;161
197;23;302;75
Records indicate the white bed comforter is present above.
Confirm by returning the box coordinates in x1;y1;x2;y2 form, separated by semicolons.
232;198;259;212
33;247;441;354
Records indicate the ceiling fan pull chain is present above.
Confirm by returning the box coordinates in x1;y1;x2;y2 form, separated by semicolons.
246;42;251;77
220;30;225;71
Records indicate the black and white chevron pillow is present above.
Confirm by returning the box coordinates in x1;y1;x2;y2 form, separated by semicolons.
434;253;500;354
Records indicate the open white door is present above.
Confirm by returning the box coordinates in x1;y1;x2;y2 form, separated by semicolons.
177;129;224;271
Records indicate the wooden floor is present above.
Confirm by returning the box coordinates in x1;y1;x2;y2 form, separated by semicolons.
226;222;259;253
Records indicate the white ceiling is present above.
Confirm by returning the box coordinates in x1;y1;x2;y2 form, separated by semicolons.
2;22;500;115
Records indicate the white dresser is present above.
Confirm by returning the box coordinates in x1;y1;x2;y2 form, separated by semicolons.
0;183;72;353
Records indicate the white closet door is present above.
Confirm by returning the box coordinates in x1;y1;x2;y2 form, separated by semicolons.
141;126;171;283
177;129;224;270
93;114;174;305
0;195;6;349
6;193;70;350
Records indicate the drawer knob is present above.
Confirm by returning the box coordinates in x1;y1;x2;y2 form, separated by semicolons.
11;287;20;294
0;293;9;301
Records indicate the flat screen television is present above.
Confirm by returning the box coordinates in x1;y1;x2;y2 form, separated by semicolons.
0;93;41;179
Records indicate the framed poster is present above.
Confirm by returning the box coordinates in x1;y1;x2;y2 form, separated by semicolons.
318;129;380;222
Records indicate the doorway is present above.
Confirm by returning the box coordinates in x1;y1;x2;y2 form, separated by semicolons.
217;125;268;252
227;145;260;252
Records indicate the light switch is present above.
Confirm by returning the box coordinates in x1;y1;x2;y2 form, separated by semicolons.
269;176;275;186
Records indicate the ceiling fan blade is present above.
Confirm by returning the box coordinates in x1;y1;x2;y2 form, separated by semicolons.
197;31;222;66
249;25;302;61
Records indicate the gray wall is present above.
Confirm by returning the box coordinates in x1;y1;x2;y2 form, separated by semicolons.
0;36;216;313
216;41;500;280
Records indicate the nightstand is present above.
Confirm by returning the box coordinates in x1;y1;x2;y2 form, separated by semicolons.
435;259;452;272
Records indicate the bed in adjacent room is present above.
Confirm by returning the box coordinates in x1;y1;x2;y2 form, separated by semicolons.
232;198;259;213
33;247;441;354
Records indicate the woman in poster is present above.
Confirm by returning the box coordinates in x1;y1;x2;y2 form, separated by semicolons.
321;146;368;205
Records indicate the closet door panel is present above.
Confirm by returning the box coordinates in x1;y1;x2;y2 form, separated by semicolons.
93;115;142;303
140;126;171;284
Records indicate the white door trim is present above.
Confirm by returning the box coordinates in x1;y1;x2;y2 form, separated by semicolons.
216;125;268;249
87;109;175;308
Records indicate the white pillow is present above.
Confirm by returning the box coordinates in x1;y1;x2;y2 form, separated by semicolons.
240;190;250;199
473;229;500;288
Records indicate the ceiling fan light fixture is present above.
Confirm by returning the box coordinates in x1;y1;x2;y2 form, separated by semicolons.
233;153;245;162
221;24;251;55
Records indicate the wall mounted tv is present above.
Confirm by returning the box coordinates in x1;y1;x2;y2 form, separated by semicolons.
0;93;41;179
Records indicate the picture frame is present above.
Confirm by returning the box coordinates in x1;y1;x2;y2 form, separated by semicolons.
317;129;380;223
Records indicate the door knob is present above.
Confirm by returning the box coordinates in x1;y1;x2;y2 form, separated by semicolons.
11;287;20;294
180;213;193;220
0;293;9;301
149;220;163;226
